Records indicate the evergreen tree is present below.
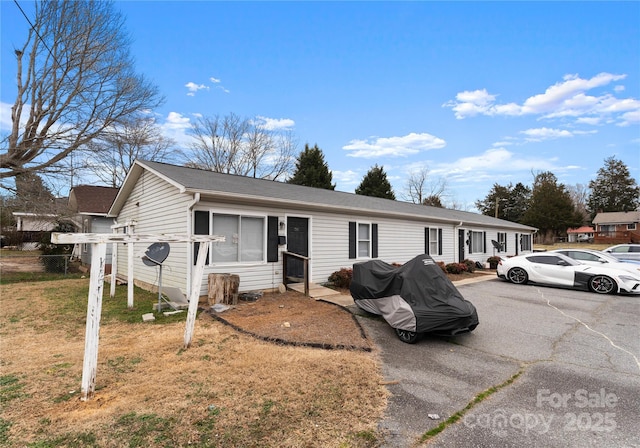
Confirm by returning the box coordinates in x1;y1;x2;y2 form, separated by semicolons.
522;172;582;242
287;144;335;190
475;182;531;222
587;157;640;217
422;195;443;207
355;165;395;199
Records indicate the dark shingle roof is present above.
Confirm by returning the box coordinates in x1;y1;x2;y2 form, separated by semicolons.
69;185;119;215
123;160;535;231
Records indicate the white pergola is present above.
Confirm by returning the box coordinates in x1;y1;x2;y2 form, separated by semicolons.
51;232;224;401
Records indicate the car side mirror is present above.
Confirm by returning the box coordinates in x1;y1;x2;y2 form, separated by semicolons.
557;260;569;266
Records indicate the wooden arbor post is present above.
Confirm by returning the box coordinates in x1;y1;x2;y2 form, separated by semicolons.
51;233;223;401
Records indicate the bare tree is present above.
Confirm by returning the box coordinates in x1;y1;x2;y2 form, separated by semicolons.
1;0;163;180
187;113;296;180
403;167;447;205
83;116;176;187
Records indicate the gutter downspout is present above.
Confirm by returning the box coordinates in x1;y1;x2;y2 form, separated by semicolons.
186;193;201;298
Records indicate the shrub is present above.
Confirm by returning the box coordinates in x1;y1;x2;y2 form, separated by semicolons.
462;259;476;273
445;262;468;275
487;256;502;269
437;261;446;273
38;222;76;273
328;267;353;289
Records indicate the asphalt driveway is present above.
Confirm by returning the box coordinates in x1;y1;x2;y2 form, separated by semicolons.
357;276;640;447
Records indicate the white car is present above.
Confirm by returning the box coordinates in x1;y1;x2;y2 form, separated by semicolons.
603;244;640;262
551;248;640;275
496;252;640;295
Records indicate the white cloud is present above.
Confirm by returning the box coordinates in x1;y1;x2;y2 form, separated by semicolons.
332;169;360;189
520;127;573;142
159;112;193;146
210;77;221;83
343;132;446;158
253;116;295;131
445;73;638;126
185;82;209;96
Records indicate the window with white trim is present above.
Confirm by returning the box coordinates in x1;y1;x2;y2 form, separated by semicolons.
358;223;371;258
521;234;532;251
470;231;485;254
497;232;507;252
194;211;265;264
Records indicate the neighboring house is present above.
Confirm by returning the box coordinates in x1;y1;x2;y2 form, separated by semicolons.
12;212;58;250
567;226;595;243
68;185;119;273
108;160;537;297
592;211;640;244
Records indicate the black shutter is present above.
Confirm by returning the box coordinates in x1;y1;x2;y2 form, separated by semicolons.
267;216;279;262
438;228;443;255
425;228;430;255
372;224;378;258
193;211;209;264
483;232;487;253
349;222;356;259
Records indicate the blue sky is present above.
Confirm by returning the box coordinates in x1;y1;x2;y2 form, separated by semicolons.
2;1;639;211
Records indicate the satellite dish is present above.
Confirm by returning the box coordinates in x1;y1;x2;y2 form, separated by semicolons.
491;240;502;250
142;242;170;266
142;243;171;313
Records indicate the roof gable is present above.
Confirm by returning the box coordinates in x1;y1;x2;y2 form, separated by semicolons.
69;185;119;215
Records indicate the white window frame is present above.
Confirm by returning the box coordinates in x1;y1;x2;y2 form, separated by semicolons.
521;234;532;251
470;231;485;254
357;222;371;259
497;232;507;252
429;228;440;255
195;209;267;266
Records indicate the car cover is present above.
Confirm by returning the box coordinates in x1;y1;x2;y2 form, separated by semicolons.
350;254;479;335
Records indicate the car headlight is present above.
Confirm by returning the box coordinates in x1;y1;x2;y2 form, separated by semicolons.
618;274;640;282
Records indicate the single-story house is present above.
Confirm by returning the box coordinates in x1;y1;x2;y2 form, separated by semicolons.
68;185;119;272
12;212;59;250
567;226;595;243
592;211;640;244
108;160;537;297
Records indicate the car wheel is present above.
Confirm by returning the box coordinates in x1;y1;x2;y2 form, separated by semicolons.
507;267;528;285
589;275;616;294
395;328;420;344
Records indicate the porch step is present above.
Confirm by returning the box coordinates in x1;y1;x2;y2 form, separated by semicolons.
287;282;341;298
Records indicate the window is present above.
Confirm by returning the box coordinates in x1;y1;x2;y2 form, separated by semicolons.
521;234;532;251
627;223;637;230
469;231;486;254
497;232;507;252
358;223;370;257
194;211;265;264
425;227;442;255
349;222;378;259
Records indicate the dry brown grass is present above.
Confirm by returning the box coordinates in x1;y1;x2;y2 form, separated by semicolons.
0;280;387;447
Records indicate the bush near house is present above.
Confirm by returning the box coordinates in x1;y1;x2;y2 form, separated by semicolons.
328;267;353;289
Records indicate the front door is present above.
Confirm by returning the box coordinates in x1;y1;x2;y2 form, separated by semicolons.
458;229;465;262
286;217;309;279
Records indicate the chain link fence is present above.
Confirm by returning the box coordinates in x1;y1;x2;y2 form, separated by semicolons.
0;252;80;277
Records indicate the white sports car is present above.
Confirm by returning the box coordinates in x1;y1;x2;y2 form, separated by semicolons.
497;252;640;295
551;248;640;275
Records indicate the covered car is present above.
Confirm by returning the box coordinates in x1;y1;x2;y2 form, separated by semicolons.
350;254;479;343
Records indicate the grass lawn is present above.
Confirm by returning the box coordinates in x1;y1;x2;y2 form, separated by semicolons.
0;279;387;447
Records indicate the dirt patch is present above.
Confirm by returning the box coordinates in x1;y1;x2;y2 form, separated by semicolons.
213;291;372;351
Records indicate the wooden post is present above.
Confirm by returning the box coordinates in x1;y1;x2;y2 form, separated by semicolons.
127;241;134;308
110;241;118;298
184;243;209;348
80;242;107;401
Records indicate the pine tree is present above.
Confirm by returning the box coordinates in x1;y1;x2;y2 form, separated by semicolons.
587;157;640;217
287;144;335;190
355;165;395;199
